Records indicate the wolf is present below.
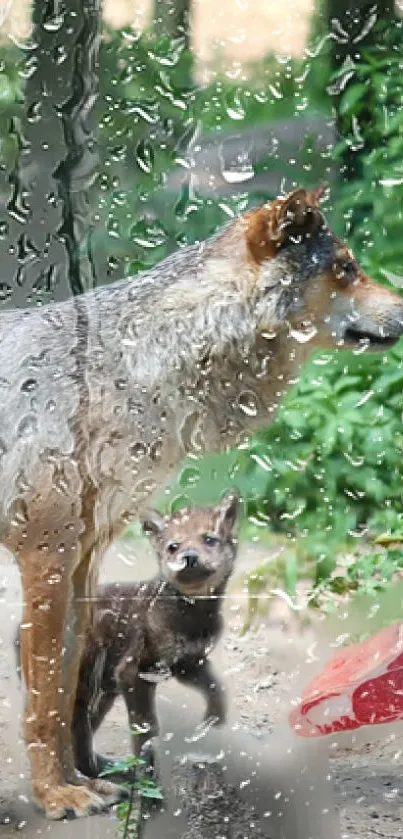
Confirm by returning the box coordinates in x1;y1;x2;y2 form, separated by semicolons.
1;184;403;818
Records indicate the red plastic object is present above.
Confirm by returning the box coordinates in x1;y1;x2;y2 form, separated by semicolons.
289;622;403;737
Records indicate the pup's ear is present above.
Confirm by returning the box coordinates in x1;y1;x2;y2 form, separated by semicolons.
214;489;240;535
142;510;165;540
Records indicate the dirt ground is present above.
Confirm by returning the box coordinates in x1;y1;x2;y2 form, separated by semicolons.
0;539;403;838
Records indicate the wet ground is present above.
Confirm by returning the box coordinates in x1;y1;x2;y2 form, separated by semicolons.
0;539;402;838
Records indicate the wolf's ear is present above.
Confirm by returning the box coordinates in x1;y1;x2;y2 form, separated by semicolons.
246;184;327;262
142;510;165;540
269;186;325;244
214;489;240;535
306;182;329;206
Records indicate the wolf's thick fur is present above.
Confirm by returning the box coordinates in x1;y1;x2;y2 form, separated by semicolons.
2;185;403;818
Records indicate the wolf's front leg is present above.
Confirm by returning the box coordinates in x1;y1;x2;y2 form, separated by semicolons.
173;659;227;725
18;545;119;820
63;552;125;804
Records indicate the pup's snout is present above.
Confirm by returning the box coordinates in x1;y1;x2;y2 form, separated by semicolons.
182;550;200;569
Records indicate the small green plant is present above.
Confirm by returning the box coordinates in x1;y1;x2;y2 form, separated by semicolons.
101;741;163;839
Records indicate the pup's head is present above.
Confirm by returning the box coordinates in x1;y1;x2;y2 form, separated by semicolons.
142;490;239;597
246;184;403;351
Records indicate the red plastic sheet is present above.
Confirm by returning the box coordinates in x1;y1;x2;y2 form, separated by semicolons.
289;622;403;737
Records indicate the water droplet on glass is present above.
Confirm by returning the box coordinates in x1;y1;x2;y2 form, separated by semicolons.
268;83;282;101
250;452;273;472
280;503;305;521
219;138;255;184
130;219;167;249
225;88;245;121
380;178;403;188
47;572;62;585
289;323;317;344
53;44;68;65
355;390;374;408
26;102;42;124
21;378;37;394
179;466;200;488
115;378;127;390
10;499;29;526
17;415;38;438
237;390;258;417
130;442;147;462
327;66;355;95
344;453;364;467
136;139;154;174
313;354;333;366
149;439;163;462
0;284;12;303
42;11;65;32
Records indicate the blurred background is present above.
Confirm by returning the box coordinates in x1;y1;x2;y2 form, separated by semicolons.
1;0;403;628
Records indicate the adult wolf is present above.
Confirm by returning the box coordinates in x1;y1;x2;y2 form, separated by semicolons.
1;184;403;819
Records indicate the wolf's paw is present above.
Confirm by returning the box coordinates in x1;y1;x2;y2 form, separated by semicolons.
33;782;113;820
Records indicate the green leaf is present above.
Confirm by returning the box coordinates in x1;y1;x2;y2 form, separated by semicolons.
340;82;367;115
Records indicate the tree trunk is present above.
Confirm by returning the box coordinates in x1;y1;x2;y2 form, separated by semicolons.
0;0;101;309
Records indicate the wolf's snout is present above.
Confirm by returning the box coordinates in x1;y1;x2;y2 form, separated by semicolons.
339;285;403;350
182;550;200;569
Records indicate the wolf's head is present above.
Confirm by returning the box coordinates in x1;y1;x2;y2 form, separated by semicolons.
141;490;239;597
244;185;403;351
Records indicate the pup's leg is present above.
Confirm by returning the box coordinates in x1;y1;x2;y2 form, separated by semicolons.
118;671;159;757
173;659;227;725
19;546;113;820
73;692;115;778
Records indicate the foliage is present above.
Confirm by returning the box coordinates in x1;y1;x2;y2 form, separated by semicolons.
0;43;24;173
89;23;331;283
101;748;163;839
333;16;403;276
238;14;403;619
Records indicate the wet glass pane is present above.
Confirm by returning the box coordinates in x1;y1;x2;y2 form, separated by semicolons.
0;0;403;837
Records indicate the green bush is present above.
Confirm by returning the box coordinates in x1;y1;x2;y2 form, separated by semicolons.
333;16;403;276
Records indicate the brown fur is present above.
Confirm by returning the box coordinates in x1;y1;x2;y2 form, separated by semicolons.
3;185;403;818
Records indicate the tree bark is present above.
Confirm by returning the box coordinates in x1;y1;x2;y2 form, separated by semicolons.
0;0;101;309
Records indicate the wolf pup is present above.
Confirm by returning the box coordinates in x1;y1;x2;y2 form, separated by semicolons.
69;490;238;777
2;185;403;818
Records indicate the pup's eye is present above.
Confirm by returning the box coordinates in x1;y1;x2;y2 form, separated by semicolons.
167;541;180;554
203;534;220;548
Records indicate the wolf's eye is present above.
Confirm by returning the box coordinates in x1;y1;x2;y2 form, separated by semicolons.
167;541;180;554
341;260;355;275
203;534;220;548
334;259;356;286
